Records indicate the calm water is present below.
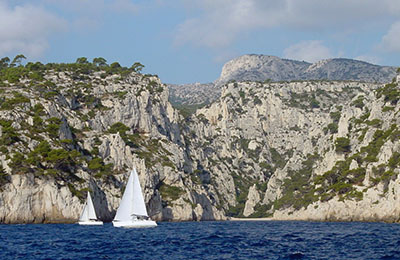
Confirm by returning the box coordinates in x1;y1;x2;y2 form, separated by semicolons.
1;221;400;259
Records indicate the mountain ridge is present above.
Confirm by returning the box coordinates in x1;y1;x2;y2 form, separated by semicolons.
217;54;397;84
169;55;398;105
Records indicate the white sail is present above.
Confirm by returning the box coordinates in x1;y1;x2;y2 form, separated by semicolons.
87;192;97;220
79;192;98;221
131;168;148;217
79;201;89;222
113;167;157;228
78;191;103;225
114;168;148;222
114;170;135;222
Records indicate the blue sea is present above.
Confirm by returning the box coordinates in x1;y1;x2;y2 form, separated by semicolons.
1;221;400;259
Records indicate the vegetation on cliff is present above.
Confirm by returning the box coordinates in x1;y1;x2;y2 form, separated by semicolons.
0;55;169;203
1;53;400;222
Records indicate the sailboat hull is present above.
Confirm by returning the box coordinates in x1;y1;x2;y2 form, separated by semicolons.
112;220;157;228
78;220;103;226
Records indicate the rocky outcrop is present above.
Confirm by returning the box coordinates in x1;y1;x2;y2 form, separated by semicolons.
168;54;397;105
0;67;225;223
168;83;220;105
243;184;261;217
183;74;400;222
217;54;397;84
1;61;400;224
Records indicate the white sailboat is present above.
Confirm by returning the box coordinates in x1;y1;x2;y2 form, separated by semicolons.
112;168;157;228
78;191;103;225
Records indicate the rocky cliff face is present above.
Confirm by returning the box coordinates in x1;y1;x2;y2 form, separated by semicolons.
168;54;397;105
217;54;397;84
0;65;224;223
168;83;219;105
185;75;400;222
1;60;400;223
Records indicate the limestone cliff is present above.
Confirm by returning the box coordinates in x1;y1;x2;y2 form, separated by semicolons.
0;63;224;223
168;54;397;106
1;59;400;223
185;74;400;222
217;54;397;84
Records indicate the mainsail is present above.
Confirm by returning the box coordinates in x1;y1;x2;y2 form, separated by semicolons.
114;168;148;222
79;192;98;221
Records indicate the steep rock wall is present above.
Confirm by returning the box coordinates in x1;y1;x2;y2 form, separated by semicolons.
0;70;224;223
1;64;400;223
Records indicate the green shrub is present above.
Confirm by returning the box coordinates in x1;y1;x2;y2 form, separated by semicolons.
0;166;10;187
0;120;20;145
31;103;45;115
270;148;288;169
227;203;245;217
382;106;395;112
43;91;58;99
358;128;367;142
376;83;400;105
274;153;320;210
365;119;382;127
351;96;364;109
88;157;104;171
115;91;128;99
108;122;130;135
35;140;51;156
46;118;61;138
0;92;30;110
361;125;397;162
248;203;272;218
159;183;185;201
47;149;69;163
330;182;352;194
326;123;338;134
335;137;351;153
239;90;245;100
9;152;27;173
388;152;400;169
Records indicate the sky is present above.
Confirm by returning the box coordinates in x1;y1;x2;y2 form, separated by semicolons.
0;0;400;84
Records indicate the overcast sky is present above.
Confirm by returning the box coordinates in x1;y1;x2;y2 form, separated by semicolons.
1;0;400;84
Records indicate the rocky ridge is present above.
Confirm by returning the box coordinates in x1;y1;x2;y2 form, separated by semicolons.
1;59;400;223
168;55;397;105
217;54;397;84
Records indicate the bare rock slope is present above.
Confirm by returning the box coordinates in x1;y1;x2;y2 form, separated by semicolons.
169;55;397;105
217;54;397;84
1;60;400;223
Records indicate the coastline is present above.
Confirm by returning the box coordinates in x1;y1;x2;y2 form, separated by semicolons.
228;217;274;221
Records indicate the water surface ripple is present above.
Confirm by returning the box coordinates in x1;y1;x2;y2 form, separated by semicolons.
1;221;400;259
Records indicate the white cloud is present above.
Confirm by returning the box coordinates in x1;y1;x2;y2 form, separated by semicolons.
380;21;400;53
174;0;285;48
42;0;139;32
283;41;333;63
42;0;138;15
0;2;66;57
0;0;140;57
175;0;400;49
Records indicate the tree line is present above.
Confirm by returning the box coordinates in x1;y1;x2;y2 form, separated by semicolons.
0;54;146;83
